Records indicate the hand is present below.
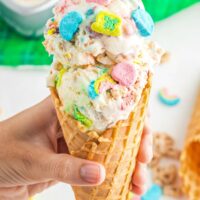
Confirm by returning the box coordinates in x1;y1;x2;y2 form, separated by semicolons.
0;97;152;199
131;123;153;195
0;98;105;200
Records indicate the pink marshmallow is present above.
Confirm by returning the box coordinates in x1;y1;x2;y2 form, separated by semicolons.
111;62;136;87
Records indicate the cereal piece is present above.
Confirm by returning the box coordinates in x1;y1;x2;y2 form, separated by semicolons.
148;152;161;168
64;52;72;59
48;29;56;35
160;52;170;64
91;11;122;36
163;185;183;197
141;184;163;200
165;147;181;160
153;132;174;155
59;11;83;41
131;8;154;37
54;62;63;70
106;51;117;62
111;62;137;87
96;53;115;65
158;88;181;107
153;165;177;185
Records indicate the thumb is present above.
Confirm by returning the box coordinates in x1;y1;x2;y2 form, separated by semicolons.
40;153;106;186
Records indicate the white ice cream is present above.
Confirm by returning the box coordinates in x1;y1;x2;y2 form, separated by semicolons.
53;65;148;131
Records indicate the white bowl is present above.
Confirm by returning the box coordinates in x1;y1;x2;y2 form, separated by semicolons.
0;0;59;37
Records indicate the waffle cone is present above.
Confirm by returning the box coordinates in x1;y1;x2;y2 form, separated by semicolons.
50;74;152;200
180;89;200;200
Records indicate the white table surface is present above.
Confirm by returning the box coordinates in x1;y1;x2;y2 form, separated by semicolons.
0;3;200;200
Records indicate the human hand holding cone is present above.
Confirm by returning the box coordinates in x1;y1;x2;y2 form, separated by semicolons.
44;0;164;199
50;74;152;200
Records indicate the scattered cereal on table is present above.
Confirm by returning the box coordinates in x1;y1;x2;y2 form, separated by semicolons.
148;132;184;198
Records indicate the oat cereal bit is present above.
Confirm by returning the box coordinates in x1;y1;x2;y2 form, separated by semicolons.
149;132;184;198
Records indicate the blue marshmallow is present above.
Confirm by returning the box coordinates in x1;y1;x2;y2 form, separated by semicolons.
88;80;98;100
59;11;83;41
131;8;154;37
141;184;163;200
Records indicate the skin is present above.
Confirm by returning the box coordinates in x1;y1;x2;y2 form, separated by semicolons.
0;97;152;200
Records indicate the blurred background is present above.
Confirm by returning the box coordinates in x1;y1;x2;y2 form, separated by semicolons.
0;0;200;200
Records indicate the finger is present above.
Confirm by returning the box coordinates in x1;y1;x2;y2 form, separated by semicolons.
137;124;153;164
0;186;28;200
131;184;146;195
37;153;106;186
28;181;57;196
132;162;147;187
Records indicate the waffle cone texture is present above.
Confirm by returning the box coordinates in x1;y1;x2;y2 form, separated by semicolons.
180;89;200;200
50;74;152;200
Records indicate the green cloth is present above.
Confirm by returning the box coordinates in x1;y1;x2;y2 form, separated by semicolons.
0;18;52;67
143;0;200;22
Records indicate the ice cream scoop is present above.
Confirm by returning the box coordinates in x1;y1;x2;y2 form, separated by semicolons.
44;0;162;68
45;0;165;131
48;62;149;131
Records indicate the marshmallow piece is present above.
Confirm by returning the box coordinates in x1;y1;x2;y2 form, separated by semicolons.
91;11;122;36
59;11;83;41
111;62;136;87
131;8;154;37
141;184;163;200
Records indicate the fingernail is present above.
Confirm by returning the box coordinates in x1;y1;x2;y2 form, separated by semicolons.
80;164;104;184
